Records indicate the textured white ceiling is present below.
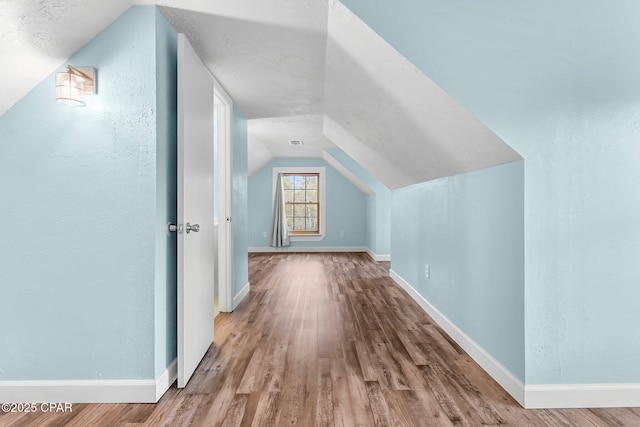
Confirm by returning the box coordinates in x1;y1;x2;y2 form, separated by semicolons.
248;114;337;177
0;0;521;190
159;1;328;119
249;115;334;158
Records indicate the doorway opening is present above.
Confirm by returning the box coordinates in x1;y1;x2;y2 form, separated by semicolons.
213;79;234;315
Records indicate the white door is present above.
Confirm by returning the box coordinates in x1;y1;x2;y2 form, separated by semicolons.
177;33;215;388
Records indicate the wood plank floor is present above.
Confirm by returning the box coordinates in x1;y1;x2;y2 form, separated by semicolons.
3;252;640;426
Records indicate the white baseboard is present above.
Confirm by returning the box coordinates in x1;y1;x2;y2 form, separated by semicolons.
0;360;177;404
155;359;177;401
233;282;250;310
389;269;640;409
525;383;640;408
389;269;525;407
366;248;391;262
249;246;368;253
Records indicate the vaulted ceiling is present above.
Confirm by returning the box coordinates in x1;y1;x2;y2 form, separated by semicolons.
0;0;521;189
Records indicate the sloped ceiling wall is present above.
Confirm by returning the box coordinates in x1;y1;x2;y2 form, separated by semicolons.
1;0;521;190
323;1;521;189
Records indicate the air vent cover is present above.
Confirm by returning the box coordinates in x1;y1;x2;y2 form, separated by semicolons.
289;139;303;147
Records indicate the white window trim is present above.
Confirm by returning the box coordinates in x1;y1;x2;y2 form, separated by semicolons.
272;167;326;242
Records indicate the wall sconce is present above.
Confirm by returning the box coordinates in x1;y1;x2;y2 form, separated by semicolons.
56;65;96;107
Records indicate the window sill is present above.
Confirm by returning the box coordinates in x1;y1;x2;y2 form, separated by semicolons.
290;234;325;242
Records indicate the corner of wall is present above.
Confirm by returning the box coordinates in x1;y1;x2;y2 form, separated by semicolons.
233;106;249;295
153;6;179;379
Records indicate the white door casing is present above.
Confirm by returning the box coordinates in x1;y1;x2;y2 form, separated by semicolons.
177;33;216;388
213;82;234;313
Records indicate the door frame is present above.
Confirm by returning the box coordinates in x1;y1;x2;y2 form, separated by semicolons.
212;76;234;313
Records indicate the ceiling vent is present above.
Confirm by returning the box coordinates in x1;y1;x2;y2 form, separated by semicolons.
289;139;303;147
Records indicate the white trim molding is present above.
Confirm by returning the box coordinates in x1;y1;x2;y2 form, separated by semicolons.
524;383;640;409
366;248;390;262
233;282;250;310
0;360;177;404
389;269;525;407
249;246;368;253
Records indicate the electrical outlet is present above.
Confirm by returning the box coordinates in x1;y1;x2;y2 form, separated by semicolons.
262;231;268;238
339;231;345;237
249;232;254;238
424;264;430;279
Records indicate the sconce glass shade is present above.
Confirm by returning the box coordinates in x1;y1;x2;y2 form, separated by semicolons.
56;70;86;107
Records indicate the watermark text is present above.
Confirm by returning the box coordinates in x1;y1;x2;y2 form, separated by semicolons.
1;402;73;413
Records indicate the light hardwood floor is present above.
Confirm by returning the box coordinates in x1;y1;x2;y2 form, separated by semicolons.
3;253;640;426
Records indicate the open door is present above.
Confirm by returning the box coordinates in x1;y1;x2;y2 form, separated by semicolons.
177;33;216;388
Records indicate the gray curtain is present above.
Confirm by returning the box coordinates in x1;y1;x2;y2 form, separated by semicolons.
270;173;290;247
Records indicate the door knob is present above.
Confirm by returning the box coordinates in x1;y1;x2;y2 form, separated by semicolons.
186;223;200;234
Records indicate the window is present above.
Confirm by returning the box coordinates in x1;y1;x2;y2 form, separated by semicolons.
282;173;319;234
272;167;326;241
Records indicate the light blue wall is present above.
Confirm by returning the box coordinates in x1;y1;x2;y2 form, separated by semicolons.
248;158;368;248
0;6;164;380
153;8;178;378
325;147;391;256
343;0;640;384
366;195;376;252
232;107;249;295
392;161;525;380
